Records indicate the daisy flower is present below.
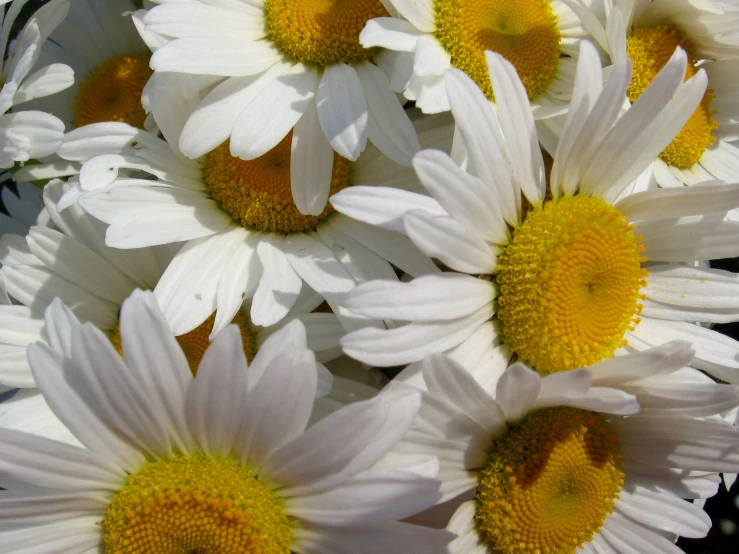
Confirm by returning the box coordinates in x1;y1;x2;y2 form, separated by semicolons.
0;289;351;448
140;0;422;216
0;180;351;436
359;0;596;114
13;0;155;183
0;0;70;168
394;345;739;553
0;291;452;553
22;0;152;130
334;42;739;384
55;72;443;337
570;0;739;195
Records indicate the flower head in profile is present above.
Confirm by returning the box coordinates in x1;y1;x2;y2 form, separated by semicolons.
0;291;451;553
335;41;739;385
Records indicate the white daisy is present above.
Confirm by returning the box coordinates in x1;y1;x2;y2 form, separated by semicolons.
0;0;70;168
567;0;739;195
12;0;155;183
54;72;444;337
140;0;422;216
0;181;47;237
0;288;348;448
0;179;352;439
334;42;739;384
0;290;452;553
359;0;597;114
394;343;739;553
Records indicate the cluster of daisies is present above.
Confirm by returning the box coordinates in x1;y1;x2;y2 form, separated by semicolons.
0;0;738;552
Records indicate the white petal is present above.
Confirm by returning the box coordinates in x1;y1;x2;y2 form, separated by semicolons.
264;389;421;496
413;149;509;244
150;36;281;76
329;186;444;234
287;469;441;526
485;51;545;204
184;326;248;456
422;352;505;433
328;215;439;276
495;363;542;422
316;63;368;161
356;60;420;166
359;17;423;51
404;209;497;274
291;99;334;215
230;63;318;159
238;324;317;469
444;69;519;224
340;305;491;366
251;234;302;326
343;272;495;321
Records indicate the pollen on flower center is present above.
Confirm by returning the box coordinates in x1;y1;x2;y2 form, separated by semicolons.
626;26;718;169
496;196;648;374
102;454;291;554
264;0;389;66
71;54;152;129
109;312;257;377
434;0;561;100
203;135;351;234
476;407;624;554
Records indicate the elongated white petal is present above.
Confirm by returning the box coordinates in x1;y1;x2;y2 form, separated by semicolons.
404;209;497;274
343;273;495;321
291;100;334;215
231;63;318;159
330;186;444;234
316;63;368;161
340;305;491;366
413;149;509;244
357;61;420;166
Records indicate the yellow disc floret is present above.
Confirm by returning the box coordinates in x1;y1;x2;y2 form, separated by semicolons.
102;454;291;554
477;407;624;554
203;135;351;234
496;196;647;373
109;312;257;377
264;0;389;66
435;0;561;100
626;26;717;169
71;55;152;129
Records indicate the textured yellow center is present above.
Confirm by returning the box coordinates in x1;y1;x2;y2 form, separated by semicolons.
110;312;257;377
264;0;388;65
71;55;152;129
626;26;717;169
434;0;560;99
203;135;351;233
476;407;624;554
496;196;647;374
102;455;291;554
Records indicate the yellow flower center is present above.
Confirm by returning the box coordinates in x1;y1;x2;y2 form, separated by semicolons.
264;0;389;66
102;454;291;554
496;196;647;374
434;0;561;100
110;312;257;377
626;26;718;169
476;407;624;554
71;55;152;129
203;135;351;234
